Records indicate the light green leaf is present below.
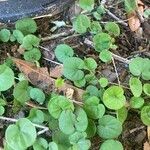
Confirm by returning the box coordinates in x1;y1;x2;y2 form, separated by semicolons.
0;106;5;115
5;118;37;150
0;64;14;91
27;108;44;124
79;0;94;11
129;77;142;97
99;77;109;88
48;95;74;119
143;83;150;96
86;119;96;138
55;44;74;63
63;57;85;81
124;0;136;13
22;34;40;50
24;48;41;62
141;106;150;126
103;86;126;110
33;138;48;150
13;80;30;103
15;18;37;35
105;22;120;37
29;88;45;104
73;15;91;34
49;142;58;150
93;33;112;52
116;107;128;124
144;9;150;18
74;77;86;88
13;30;24;44
0;29;11;42
100;140;123;150
97;115;122;139
84;58;97;71
99;50;112;63
90;21;102;34
130;97;144;109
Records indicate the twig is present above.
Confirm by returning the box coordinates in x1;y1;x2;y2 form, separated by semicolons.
105;9;128;26
43;57;63;66
37;128;49;135
129;126;145;134
41;29;74;42
0;116;49;131
25;101;48;110
111;57;121;86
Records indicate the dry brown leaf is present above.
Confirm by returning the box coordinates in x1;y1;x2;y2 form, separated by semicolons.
143;141;150;150
12;58;84;101
127;0;145;32
50;65;63;78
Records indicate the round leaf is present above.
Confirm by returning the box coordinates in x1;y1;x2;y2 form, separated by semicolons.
84;58;97;71
99;77;109;88
130;97;144;109
97;115;122;139
0;106;5;116
0;29;11;42
86;119;96;138
141;106;150;126
100;140;123;150
73;15;91;34
79;0;94;11
5;118;37;150
33;138;48;150
129;77;142;97
143;83;150;96
55;44;74;63
116;107;128;124
13;30;24;44
13;80;30;103
90;21;102;34
105;22;120;37
103;86;126;110
99;50;112;63
63;57;85;81
49;142;58;150
29;88;45;104
0;64;14;91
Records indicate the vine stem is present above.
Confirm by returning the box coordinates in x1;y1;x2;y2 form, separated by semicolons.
0;116;49;131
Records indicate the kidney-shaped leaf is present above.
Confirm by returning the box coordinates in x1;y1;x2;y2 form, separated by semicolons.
103;86;126;110
97;115;122;139
5;118;37;150
141;106;150;126
0;64;14;91
79;0;94;11
33;138;48;150
63;57;85;81
143;83;150;96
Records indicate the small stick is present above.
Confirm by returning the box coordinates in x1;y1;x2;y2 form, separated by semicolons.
0;116;49;130
111;57;121;86
129;126;145;134
43;57;63;66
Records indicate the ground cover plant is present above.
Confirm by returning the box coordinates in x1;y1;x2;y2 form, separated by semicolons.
0;0;149;150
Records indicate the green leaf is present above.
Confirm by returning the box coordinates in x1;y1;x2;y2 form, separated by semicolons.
69;132;91;150
29;88;45;104
143;83;150;96
55;44;74;63
93;33;112;52
0;64;14;91
97;115;122;139
90;21;102;34
59;110;76;135
144;9;150;18
99;50;112;63
0;106;5;115
15;18;37;35
0;29;11;42
48;95;74;119
0;98;7;106
116;107;128;124
97;5;106;15
129;77;142;97
105;22;120;37
5;118;37;150
79;0;94;11
13;30;24;44
13;80;30;103
130;97;144;109
63;57;85;81
22;34;40;50
129;57;150;80
103;86;126;110
74;77;86;88
73;15;91;34
100;140;123;150
55;78;64;88
124;0;136;13
141;106;150;126
99;77;109;88
24;48;41;62
84;96;105;119
49;142;58;150
33;138;48;150
86;119;96;138
27;108;44;124
84;58;97;71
